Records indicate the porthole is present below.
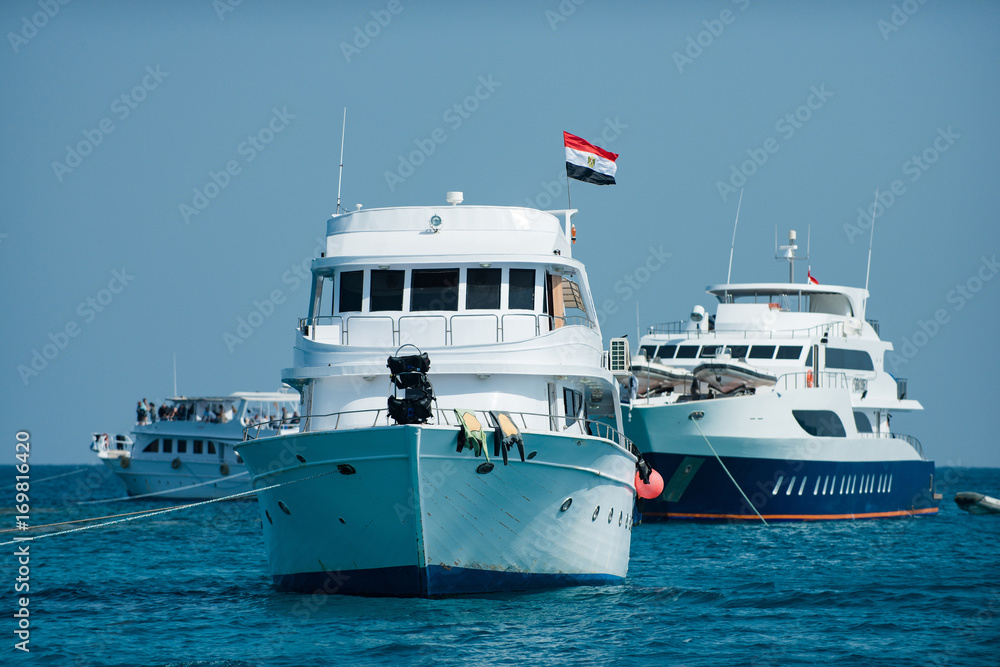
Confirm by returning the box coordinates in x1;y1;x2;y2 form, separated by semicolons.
337;464;356;475
296;454;307;464
476;462;495;475
526;451;538;460
277;501;291;515
607;508;614;524
339;517;346;524
560;498;573;512
618;511;623;526
265;510;273;525
592;506;600;521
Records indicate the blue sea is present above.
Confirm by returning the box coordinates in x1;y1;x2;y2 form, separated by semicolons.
3;465;998;666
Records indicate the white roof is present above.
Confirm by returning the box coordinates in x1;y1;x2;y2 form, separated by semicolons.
707;282;869;320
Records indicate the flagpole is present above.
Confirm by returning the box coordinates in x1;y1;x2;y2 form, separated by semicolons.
566;173;572;210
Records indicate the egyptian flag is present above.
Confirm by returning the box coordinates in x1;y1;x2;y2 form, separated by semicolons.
808;268;819;285
564;131;618;185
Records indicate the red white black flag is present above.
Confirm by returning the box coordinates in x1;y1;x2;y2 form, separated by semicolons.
808;268;819;285
564;131;618;185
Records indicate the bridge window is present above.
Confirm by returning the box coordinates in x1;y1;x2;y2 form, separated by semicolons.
338;270;363;313
699;345;721;358
853;411;873;433
163;439;173;454
370;270;404;311
563;387;584;428
657;345;677;360
676;346;699;359
177;440;187;453
792;410;847;437
776;346;803;360
193;440;203;454
639;345;657;360
725;345;749;359
411;269;459;311
142;439;159;453
508;269;535;310
466;268;501;309
749;345;776;360
826;348;874;371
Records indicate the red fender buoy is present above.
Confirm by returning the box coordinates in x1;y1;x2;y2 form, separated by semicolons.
635;468;664;499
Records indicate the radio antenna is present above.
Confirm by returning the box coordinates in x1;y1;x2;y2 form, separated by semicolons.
864;187;878;292
336;108;347;214
726;188;744;285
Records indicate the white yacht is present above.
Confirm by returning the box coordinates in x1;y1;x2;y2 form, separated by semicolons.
237;193;641;597
92;391;299;500
624;231;938;521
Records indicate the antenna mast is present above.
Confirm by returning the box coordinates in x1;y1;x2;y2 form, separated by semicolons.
726;188;744;286
864;187;878;292
172;353;177;397
336;108;347;214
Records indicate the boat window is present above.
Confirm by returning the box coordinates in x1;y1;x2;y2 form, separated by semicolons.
563;387;584;428
370;269;404;311
675;346;699;359
725;345;749;360
163;438;173;454
509;269;535;310
339;270;363;313
639;345;658;360
466;268;501;309
776;346;803;360
853;411;873;433
805;347;813;367
657;345;677;360
748;345;775;359
177;440;187;454
792;410;847;437
699;345;721;358
411;269;459;311
826;348;874;371
207;441;217;454
193;440;203;454
142;439;159;453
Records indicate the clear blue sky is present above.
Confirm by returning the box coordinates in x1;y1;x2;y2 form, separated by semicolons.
2;0;998;466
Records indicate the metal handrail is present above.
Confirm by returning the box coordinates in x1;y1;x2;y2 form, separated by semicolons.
298;312;598;346
646;320;847;340
242;406;638;456
772;371;849;391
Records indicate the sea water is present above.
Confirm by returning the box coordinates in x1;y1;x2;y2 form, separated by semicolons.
2;465;998;666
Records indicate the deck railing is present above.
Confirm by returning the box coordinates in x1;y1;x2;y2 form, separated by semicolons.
299;312;597;347
242;407;638;457
646;320;847;340
772;371;849;391
858;431;924;458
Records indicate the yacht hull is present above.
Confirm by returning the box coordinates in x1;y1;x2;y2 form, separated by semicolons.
239;424;636;597
97;456;250;500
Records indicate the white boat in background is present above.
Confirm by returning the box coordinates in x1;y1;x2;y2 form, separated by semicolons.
92;391;299;500
237;193;642;597
622;230;938;522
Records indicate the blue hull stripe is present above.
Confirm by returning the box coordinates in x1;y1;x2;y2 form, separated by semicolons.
274;565;622;598
640;452;939;522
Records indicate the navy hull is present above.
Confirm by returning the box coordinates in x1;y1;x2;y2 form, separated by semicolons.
640;452;938;521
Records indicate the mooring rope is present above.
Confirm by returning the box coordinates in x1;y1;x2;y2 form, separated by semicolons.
689;415;768;526
0;468;337;547
0;467;88;489
76;470;250;505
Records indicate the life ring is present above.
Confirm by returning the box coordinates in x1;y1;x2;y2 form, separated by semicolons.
171;457;181;469
220;463;230;476
806;369;814;388
120;456;130;469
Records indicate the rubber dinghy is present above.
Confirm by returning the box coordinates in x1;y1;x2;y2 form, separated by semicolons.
955;492;1000;515
630;355;693;395
693;356;776;392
